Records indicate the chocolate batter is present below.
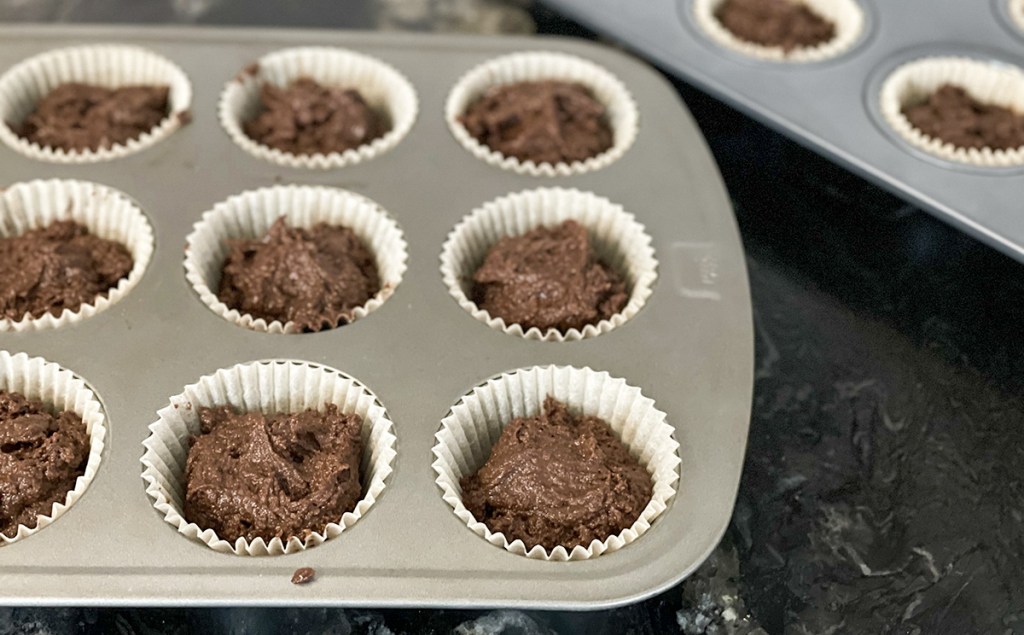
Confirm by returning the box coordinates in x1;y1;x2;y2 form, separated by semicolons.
458;80;613;165
217;217;381;332
472;220;628;332
0;390;89;538
461;397;652;551
18;83;170;152
0;220;133;322
902;84;1024;152
184;405;364;543
715;0;836;52
243;77;387;155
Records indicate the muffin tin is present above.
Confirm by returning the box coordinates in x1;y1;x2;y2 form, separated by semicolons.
544;0;1024;263
0;24;752;608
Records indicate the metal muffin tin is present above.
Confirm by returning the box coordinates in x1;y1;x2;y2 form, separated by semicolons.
544;0;1024;263
0;24;752;608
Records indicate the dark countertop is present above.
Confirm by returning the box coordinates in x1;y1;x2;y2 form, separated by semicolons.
1;2;1022;633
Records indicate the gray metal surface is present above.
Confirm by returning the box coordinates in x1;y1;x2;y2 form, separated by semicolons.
543;0;1024;263
0;25;752;609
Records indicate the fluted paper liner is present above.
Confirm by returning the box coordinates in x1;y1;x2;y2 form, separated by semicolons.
1012;0;1024;33
0;179;154;332
445;52;638;176
219;47;418;169
0;44;192;163
0;351;106;546
140;360;398;556
439;188;657;342
693;0;865;63
880;56;1024;168
432;365;680;561
185;185;407;333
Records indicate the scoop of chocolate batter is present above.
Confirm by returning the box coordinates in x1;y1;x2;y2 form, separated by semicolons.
901;84;1024;152
715;0;836;52
18;83;170;152
0;390;89;538
217;217;381;332
184;404;364;543
0;220;133;322
472;220;628;333
458;80;613;165
243;77;387;155
460;397;652;551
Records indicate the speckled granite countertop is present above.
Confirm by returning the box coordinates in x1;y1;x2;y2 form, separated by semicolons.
0;1;1021;633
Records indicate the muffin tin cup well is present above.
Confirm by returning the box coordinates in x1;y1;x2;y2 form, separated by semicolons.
439;187;657;342
691;0;866;63
184;184;408;334
218;46;419;170
0;179;155;332
0;44;192;163
431;365;680;562
140;359;398;557
0;351;107;547
879;55;1024;168
445;51;639;176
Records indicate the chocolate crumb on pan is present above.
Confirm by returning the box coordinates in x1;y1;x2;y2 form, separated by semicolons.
291;567;316;585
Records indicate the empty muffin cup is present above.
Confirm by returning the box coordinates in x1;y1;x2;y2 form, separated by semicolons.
445;51;638;176
140;359;398;556
184;184;407;333
432;365;680;561
0;179;154;332
879;56;1024;168
0;44;192;163
439;187;657;342
0;350;107;546
692;0;865;63
219;46;418;169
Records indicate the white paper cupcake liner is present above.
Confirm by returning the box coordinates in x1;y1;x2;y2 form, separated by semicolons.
140;359;398;556
185;184;408;334
218;46;418;170
0;179;155;332
693;0;865;63
0;351;106;546
0;44;192;163
1012;0;1024;32
879;56;1024;168
445;51;638;176
432;365;680;561
439;188;657;342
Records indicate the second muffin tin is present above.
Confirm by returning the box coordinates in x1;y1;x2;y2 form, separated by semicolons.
544;0;1024;263
0;24;752;608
